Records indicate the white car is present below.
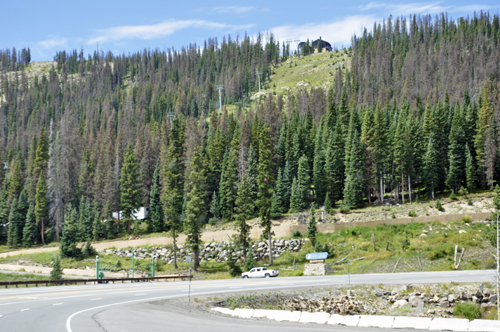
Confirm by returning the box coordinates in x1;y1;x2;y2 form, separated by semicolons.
241;267;279;278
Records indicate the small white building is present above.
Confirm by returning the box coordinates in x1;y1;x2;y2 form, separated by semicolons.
112;207;149;220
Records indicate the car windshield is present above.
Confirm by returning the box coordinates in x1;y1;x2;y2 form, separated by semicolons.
250;269;255;272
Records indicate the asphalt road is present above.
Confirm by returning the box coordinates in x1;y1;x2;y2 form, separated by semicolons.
0;270;495;332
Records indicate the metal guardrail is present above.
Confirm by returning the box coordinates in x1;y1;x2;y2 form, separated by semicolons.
0;274;191;288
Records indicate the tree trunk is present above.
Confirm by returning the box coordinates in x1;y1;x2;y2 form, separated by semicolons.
268;230;274;265
380;174;384;204
408;174;412;203
173;230;178;269
194;250;199;271
401;173;405;204
127;218;131;235
41;218;45;245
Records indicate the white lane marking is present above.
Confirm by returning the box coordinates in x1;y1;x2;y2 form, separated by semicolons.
53;303;63;306
134;293;147;296
91;298;101;301
386;278;401;280
21;308;29;311
229;287;242;289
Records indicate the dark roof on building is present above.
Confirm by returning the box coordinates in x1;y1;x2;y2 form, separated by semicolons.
298;38;332;50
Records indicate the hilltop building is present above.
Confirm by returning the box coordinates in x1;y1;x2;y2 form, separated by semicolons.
299;37;332;53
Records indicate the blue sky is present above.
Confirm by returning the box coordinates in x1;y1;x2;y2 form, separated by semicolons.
1;1;498;61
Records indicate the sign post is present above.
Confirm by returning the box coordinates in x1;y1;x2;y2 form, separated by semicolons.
132;249;135;280
152;257;155;277
186;256;192;302
96;255;99;280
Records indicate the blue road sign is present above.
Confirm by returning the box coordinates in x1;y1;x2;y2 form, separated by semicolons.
306;252;328;260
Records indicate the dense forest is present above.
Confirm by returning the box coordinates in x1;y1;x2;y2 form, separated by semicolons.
0;12;500;266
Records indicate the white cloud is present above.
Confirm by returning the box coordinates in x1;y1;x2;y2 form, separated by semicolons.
88;20;254;44
211;6;254;14
358;2;497;15
37;37;68;49
269;15;377;48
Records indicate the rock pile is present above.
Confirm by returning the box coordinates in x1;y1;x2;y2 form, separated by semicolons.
103;239;304;264
377;287;498;317
279;295;363;315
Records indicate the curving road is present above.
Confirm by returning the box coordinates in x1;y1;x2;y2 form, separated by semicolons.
0;270;495;332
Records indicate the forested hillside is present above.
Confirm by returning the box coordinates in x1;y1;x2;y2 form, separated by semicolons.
0;13;499;266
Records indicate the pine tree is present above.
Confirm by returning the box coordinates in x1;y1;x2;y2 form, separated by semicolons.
16;190;28;243
150;160;164;233
22;203;36;248
313;127;327;204
219;148;238;220
325;120;344;201
163;117;185;269
465;144;476;192
270;191;281;218
7;198;21;248
474;85;494;181
60;206;81;258
120;143;141;235
209;191;221;220
307;203;317;250
35;172;48;245
289;177;300;213
78;197;93;242
324;192;331;211
184;147;207;270
104;201;115;239
235;173;252;260
33;127;49;180
50;255;63;280
92;201;105;241
274;167;286;213
295;154;311;210
9;161;23;199
343;131;365;209
446;108;466;192
424;133;440;200
257;127;275;265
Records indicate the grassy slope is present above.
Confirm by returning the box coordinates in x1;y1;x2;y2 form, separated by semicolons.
252;49;352;99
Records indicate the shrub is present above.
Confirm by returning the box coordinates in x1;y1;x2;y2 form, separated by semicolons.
408;210;417;217
339;205;350;214
329;208;336;215
208;218;219;226
82;241;96;257
458;186;468;196
436;199;444;211
292;230;302;238
227;254;242;277
392;213;396;219
50;255;63;280
292;269;303;276
450;192;458;201
467;198;473;206
462;215;472;223
454;301;481;321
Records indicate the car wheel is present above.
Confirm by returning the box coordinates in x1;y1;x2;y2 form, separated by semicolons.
265;274;270;278
243;275;248;279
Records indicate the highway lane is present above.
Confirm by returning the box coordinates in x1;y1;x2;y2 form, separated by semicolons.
0;270;495;332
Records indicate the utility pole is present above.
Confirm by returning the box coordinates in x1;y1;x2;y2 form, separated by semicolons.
256;71;262;92
294;40;300;56
216;85;224;113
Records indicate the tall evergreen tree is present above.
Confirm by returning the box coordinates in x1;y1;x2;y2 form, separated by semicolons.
120;143;141;235
446;108;466;192
343;131;365;209
60;206;81;258
219;148;238;220
424;133;440;200
163;117;185;269
209;191;221;220
257;127;275;265
22;203;36;248
7;198;21;248
465;144;476;192
235;172;252;260
184;147;207;270
149;160;164;233
35;172;48;245
325;120;345;202
307;203;317;250
9;161;23;199
78;197;93;242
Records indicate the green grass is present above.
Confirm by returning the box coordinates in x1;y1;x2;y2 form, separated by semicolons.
0;272;51;283
253;50;351;98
